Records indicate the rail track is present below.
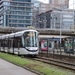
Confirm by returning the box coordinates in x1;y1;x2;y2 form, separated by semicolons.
30;56;75;71
38;53;75;63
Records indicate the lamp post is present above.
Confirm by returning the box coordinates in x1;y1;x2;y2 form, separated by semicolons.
59;10;62;57
51;7;62;56
73;0;74;31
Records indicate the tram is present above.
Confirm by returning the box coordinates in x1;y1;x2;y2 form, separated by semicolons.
0;29;39;55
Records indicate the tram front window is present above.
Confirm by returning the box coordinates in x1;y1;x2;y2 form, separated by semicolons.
24;32;38;47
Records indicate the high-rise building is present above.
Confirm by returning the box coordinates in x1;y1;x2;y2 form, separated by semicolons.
31;0;41;27
49;0;69;9
0;0;33;27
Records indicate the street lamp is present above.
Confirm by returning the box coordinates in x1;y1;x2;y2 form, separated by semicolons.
59;10;62;46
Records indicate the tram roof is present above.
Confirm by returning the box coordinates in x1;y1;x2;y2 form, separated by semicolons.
0;29;38;39
5;34;10;38
15;29;37;37
1;35;6;39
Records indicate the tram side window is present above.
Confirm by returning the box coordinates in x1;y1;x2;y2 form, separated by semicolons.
9;38;13;47
20;37;23;47
0;40;2;47
5;39;9;47
13;37;23;48
0;40;1;47
8;39;11;49
1;40;4;48
14;37;19;48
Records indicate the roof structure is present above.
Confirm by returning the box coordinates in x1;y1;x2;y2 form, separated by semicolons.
0;26;74;36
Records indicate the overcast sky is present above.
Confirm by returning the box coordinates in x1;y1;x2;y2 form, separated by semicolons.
38;0;49;3
38;0;75;9
69;0;75;9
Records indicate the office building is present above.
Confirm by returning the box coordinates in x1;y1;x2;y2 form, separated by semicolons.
37;9;74;30
0;0;33;27
32;0;41;27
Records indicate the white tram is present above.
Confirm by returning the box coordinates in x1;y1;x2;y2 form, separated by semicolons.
0;29;39;55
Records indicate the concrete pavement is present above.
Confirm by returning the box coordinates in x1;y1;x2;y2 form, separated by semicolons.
0;58;37;75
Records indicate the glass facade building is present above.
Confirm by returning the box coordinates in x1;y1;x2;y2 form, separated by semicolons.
0;0;33;27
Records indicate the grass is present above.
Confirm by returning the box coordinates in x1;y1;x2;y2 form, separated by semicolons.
0;52;75;75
